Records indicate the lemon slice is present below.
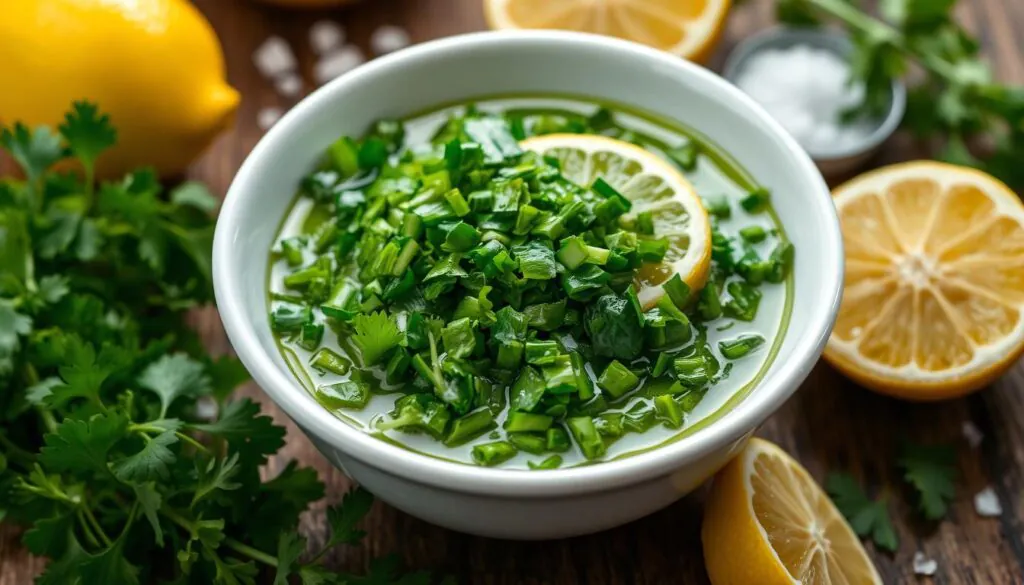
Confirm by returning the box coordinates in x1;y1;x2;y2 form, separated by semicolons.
521;133;712;309
824;161;1024;400
702;438;883;585
483;0;731;64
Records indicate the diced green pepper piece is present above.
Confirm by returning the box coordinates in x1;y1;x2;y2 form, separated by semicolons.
718;334;766;360
508;432;548;454
444;407;496;447
594;413;625;438
310;348;352;375
316;380;370;410
597;360;640;398
504;411;554;433
541;355;577;394
472;441;518;466
654;394;683;429
525;340;562;365
546;426;571;453
527;455;563;470
567;416;606;460
510;366;545;412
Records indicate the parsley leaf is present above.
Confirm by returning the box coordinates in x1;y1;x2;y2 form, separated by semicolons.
22;513;76;557
898;441;957;520
171;181;219;213
825;472;899;552
192;452;242;507
351;311;403;366
325;486;374;547
191;398;286;454
39;411;129;475
59;101;117;174
79;533;140;585
111;430;178;483
134;482;165;546
50;336;134;408
0;300;31;375
274;532;307;585
138;353;210;418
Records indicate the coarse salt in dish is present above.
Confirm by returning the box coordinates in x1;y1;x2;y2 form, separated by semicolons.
733;44;876;156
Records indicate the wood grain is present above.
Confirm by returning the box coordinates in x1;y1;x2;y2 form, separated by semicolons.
3;0;1024;583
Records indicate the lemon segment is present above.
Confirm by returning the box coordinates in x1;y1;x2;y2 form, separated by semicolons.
702;438;883;585
520;133;712;309
483;0;731;64
0;0;238;178
824;161;1024;400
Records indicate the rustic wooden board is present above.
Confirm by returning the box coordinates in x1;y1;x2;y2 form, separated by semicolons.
3;0;1024;583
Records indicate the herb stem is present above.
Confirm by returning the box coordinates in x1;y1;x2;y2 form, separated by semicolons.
0;433;34;468
77;510;102;549
83;505;113;547
224;537;280;568
175;431;211;454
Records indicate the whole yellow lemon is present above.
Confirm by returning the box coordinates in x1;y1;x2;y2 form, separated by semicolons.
0;0;239;179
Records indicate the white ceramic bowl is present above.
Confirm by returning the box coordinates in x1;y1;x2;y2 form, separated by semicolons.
214;30;843;540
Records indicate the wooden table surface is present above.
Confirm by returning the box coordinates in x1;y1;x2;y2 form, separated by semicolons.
4;1;1024;583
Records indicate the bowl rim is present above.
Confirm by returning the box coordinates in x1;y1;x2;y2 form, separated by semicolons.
721;25;907;162
214;29;843;498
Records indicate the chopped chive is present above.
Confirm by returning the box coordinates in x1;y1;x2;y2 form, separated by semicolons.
651;353;674;378
667;142;699;171
271;302;311;333
723;281;762;322
702;195;731;219
740;187;771;213
298;322;325;351
718;334;766;360
767;241;795;283
739;225;767;243
623;401;657;433
697;284;723;320
546;426;571;452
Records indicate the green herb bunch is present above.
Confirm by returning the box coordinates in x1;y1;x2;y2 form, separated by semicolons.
778;0;1024;188
272;105;792;468
0;103;436;584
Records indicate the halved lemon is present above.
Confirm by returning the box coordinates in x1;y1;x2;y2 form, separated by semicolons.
702;438;883;585
521;133;712;309
824;161;1024;400
483;0;731;64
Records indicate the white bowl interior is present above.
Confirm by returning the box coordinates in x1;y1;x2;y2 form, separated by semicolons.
214;31;842;496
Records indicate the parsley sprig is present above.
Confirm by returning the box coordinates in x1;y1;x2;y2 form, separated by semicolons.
778;0;1024;189
0;102;439;584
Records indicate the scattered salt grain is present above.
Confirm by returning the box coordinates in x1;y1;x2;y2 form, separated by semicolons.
371;25;412;55
253;35;297;79
733;44;876;155
974;486;1003;517
275;73;304;98
962;420;984;448
314;45;366;85
912;552;938;577
310;20;346;55
257;107;283;130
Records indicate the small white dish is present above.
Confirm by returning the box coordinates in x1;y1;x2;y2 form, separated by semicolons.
722;26;907;181
213;30;844;540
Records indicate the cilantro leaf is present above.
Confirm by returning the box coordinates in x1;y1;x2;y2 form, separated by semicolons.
37;275;70;304
206;355;251;401
206;553;259;585
134;482;165;546
825;472;899;552
111;430;178;483
274;532;307;585
138;353;211;417
26;376;62;405
79;534;140;585
58;101;117;173
898;441;956;520
39;411;129;474
352;311;403;366
325;486;374;547
35;537;88;585
0;122;64;184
